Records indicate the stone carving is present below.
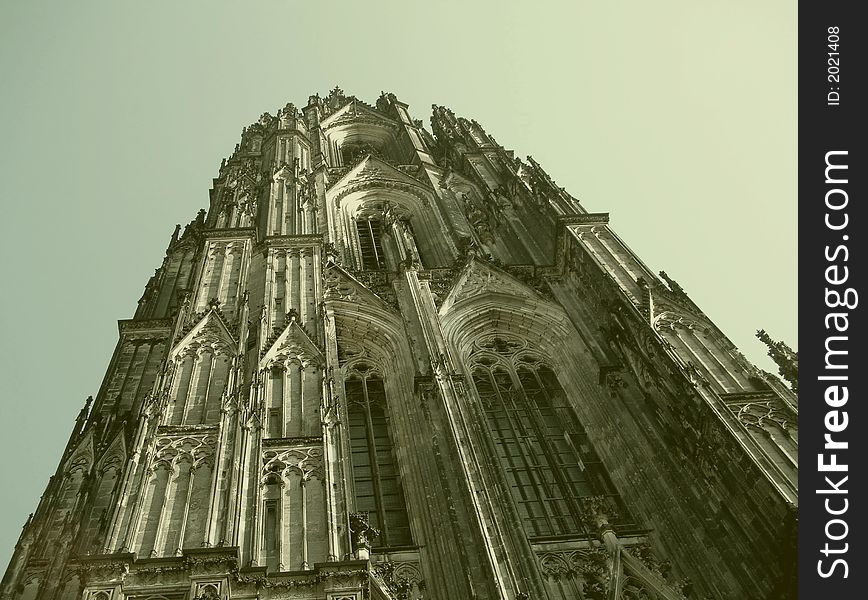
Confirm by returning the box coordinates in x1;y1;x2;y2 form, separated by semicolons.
536;547;609;596
376;91;398;113
756;329;798;393
173;314;236;360
330;156;429;207
324;266;396;314
446;259;534;308
461;188;498;244
351;270;400;311
278;102;298;125
193;582;220;600
625;542;674;581
348;512;379;554
658;271;687;299
621;576;653;600
261;447;324;483
323;267;360;303
600;366;628;397
723;392;796;432
372;561;422;599
323;97;400;131
502;265;553;301
579;495;620;529
425;267;459;306
77;557;130;584
261;318;324;370
152;432;217;471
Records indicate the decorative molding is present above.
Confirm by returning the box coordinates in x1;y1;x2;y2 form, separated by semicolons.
329;155;431;204
261;447;324;483
260;317;324;369
721;391;797;432
201;227;257;241
320;98;399;132
256;234;324;253
118;318;173;337
171;310;237;360
323;265;396;314
152;431;217;471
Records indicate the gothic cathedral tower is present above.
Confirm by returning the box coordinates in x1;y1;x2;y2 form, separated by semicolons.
2;89;797;600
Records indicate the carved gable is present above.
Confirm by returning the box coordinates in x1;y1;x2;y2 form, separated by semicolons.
64;430;95;475
323;264;396;314
648;284;707;329
260;317;324;369
170;310;236;360
95;430;128;473
320;99;399;132
330;154;427;195
439;256;539;313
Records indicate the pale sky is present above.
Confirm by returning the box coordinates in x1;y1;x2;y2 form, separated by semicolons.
0;0;796;566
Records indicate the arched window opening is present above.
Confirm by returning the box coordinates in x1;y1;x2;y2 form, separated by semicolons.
345;369;412;547
470;336;628;539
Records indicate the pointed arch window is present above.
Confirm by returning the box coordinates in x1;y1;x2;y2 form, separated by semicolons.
345;367;412;547
470;336;628;539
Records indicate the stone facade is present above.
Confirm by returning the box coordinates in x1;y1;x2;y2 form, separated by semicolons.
1;88;797;600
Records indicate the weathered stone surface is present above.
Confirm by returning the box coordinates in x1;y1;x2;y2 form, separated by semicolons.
1;89;796;600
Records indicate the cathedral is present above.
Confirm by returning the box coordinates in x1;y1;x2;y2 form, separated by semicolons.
1;88;797;600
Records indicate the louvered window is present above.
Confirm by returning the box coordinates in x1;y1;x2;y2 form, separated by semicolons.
355;219;386;270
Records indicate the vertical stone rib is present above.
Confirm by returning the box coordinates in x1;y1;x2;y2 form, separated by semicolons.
173;356;194;425
298;250;308;324
591;228;638;299
299;367;306;436
675;327;728;390
300;479;309;569
596;228;643;284
105;414;148;552
150;465;176;556
321;308;347;561
175;464;197;553
402;269;514;596
695;332;743;391
200;353;216;424
204;410;229;547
